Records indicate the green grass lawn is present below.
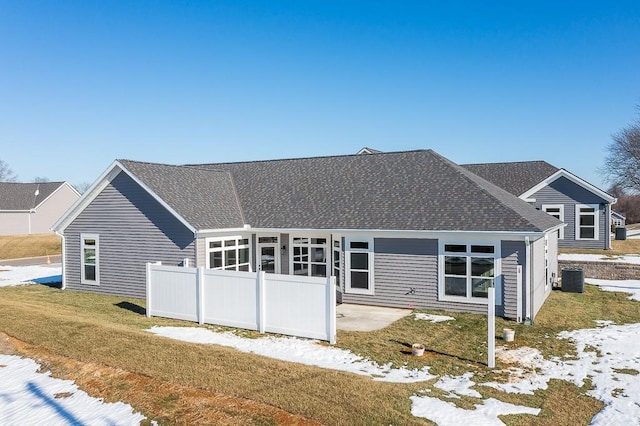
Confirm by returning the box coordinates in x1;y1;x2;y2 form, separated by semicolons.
1;281;638;424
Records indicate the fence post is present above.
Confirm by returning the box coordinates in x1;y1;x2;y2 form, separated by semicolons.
327;275;336;344
197;267;205;325
146;262;152;318
257;271;266;333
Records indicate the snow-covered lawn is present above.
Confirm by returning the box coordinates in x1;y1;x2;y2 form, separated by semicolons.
0;265;147;424
0;354;145;425
0;265;62;287
3;265;640;424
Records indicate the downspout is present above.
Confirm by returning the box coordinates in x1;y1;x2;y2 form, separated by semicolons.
524;236;532;324
55;231;66;290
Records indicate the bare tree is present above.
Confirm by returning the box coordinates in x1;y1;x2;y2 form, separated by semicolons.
0;159;17;182
74;181;91;194
33;176;50;183
602;118;640;193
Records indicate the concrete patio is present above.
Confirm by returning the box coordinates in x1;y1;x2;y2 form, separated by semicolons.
336;303;412;332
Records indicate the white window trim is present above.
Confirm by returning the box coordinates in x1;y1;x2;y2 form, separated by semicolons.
575;204;599;241
542;204;564;240
345;236;375;295
438;240;501;305
332;236;342;288
205;235;252;271
289;234;331;278
80;233;99;285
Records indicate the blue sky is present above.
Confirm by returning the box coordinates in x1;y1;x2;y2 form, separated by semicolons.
1;1;639;189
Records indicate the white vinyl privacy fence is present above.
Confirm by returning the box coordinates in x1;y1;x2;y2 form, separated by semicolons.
146;263;337;343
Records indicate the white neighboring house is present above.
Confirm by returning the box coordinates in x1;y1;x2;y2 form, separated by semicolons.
611;211;626;228
0;182;80;236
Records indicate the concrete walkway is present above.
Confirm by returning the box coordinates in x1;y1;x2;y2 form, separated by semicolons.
0;255;61;267
336;303;412;331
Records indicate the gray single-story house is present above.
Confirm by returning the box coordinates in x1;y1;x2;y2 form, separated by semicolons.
0;181;80;236
463;161;616;250
53;150;563;322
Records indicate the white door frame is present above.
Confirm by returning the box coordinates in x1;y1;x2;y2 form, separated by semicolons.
256;234;280;274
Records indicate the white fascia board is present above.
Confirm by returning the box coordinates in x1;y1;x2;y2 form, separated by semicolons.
52;161;197;235
34;182;81;211
196;227;254;237
213;227;549;241
520;169;616;203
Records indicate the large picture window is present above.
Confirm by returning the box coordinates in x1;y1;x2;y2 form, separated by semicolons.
440;243;497;302
207;237;251;271
575;204;598;240
345;237;374;295
81;234;99;285
291;237;328;277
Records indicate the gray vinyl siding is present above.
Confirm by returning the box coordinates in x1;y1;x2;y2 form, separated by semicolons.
281;233;290;275
531;235;555;318
341;237;526;319
342;238;441;309
501;241;525;320
531;176;610;249
63;171;196;298
341;238;479;316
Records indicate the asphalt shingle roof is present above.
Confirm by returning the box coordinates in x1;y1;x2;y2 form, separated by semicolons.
118;160;245;230
462;161;559;196
0;182;68;211
183;150;561;232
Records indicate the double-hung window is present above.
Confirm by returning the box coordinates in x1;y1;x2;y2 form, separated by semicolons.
207;237;251;271
345;237;374;295
575;204;598;240
542;205;564;239
441;243;497;302
81;234;99;285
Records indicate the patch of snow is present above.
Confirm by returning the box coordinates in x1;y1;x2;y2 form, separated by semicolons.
147;326;436;383
586;278;640;301
484;322;640;424
414;313;455;323
0;354;145;425
0;265;62;287
558;253;640;264
434;372;482;398
410;396;540;425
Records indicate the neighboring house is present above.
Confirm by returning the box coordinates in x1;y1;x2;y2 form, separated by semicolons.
611;211;626;228
463;161;617;250
0;182;80;236
356;147;382;155
53;150;563;322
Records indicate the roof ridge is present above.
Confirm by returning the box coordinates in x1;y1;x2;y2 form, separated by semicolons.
185;149;432;168
462;160;557;167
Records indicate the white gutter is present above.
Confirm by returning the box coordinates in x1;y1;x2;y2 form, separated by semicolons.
524;236;532;323
197;227;551;240
55;231;66;290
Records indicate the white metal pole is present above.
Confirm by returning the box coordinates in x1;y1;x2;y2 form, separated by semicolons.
488;286;495;368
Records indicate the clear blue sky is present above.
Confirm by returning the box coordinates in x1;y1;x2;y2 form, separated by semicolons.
1;1;639;190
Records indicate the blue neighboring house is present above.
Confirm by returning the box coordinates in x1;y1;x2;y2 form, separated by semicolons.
463;161;617;250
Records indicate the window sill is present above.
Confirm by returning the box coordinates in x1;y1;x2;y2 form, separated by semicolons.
345;288;374;296
439;295;489;305
81;281;100;286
